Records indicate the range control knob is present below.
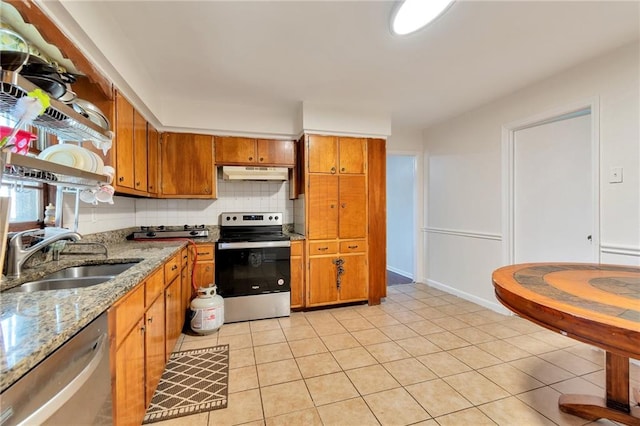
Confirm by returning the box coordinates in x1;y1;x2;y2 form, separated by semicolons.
232;216;237;221
269;216;273;220
189;230;199;236
226;216;230;221
274;216;279;221
146;232;156;238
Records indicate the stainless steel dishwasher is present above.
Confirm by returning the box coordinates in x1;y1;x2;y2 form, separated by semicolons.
0;312;112;425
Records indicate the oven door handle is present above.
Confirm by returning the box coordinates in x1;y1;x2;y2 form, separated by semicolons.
217;241;291;250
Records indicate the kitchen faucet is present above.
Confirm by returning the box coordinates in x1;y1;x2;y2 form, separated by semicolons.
5;228;82;278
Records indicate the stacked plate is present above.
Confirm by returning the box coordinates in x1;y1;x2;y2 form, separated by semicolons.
38;144;104;174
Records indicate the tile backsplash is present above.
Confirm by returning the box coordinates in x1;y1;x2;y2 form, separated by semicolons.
66;180;295;234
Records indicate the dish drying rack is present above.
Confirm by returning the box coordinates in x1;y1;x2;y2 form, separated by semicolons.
0;69;113;189
1;70;113;144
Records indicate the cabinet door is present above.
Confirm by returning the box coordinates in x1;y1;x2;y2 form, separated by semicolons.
338;253;368;301
194;261;215;288
215;136;256;164
133;109;148;192
257;139;295;166
308;256;338;306
307;174;339;240
290;241;304;308
113;319;145;426
161;133;215;197
308;135;337;173
339;175;367;239
115;93;135;190
165;277;182;359
145;295;165;407
147;123;159;196
338;137;366;174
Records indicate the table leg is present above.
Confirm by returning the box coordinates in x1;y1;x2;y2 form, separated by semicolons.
559;352;640;426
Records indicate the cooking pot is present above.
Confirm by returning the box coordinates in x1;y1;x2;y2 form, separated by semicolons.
19;56;77;102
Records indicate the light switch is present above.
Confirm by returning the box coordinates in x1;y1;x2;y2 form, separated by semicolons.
609;167;623;183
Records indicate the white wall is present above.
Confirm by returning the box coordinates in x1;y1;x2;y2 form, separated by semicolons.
423;41;640;311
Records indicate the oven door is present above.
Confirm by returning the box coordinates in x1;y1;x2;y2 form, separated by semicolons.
215;241;291;297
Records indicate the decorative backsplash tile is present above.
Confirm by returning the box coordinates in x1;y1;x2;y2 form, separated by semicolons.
67;180;295;234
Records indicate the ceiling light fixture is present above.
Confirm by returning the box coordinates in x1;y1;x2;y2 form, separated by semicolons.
391;0;455;36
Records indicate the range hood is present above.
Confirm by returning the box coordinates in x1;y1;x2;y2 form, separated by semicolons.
221;166;289;181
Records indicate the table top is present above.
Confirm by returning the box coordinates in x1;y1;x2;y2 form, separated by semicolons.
492;263;640;359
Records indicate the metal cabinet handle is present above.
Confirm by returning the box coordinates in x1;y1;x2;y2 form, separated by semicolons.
348;245;358;249
200;252;211;256
248;156;253;161
259;157;264;162
135;181;140;187
341;167;346;172
118;176;124;182
330;167;336;174
341;203;346;208
330;204;335;209
147;317;153;324
171;265;178;271
318;247;329;251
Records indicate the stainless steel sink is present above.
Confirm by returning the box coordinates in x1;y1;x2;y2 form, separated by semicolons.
6;276;116;293
41;262;139;279
4;262;139;293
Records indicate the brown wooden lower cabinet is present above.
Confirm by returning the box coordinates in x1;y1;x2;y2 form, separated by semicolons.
306;240;368;307
193;244;215;288
110;250;190;425
165;274;182;360
290;240;304;308
113;317;145;426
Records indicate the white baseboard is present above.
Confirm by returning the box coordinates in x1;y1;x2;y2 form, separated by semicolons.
426;278;512;315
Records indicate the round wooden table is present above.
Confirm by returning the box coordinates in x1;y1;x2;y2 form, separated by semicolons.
492;263;640;425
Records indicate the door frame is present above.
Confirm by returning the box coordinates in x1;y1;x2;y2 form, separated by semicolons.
386;151;421;281
501;97;601;264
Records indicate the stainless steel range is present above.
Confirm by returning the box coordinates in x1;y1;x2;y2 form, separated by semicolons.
215;212;291;323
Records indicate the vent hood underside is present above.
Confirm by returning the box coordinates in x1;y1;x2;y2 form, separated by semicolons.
222;166;289;181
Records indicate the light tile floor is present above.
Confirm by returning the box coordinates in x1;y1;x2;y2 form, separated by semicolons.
156;283;640;426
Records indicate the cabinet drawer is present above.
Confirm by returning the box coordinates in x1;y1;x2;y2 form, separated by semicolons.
164;253;181;283
290;240;303;256
145;268;164;307
196;244;214;261
309;240;338;255
340;240;366;253
110;283;145;348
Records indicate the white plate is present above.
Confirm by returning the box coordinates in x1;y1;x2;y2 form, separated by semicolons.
38;144;83;169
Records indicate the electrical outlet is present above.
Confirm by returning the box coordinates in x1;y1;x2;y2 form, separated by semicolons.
609;167;623;183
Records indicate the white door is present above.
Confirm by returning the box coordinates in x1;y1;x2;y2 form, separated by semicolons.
514;112;595;263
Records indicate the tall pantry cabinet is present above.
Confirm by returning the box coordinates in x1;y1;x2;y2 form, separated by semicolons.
303;135;383;307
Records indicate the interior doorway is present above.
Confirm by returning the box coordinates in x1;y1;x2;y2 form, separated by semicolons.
386;154;417;284
503;102;600;264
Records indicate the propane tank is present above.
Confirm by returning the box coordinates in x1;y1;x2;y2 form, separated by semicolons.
190;285;224;335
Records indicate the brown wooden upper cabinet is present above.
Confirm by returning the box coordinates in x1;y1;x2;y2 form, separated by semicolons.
147;124;159;197
307;135;366;174
160;132;216;198
215;137;295;167
114;92;149;196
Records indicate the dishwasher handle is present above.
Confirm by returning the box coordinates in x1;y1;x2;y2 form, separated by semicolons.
17;333;107;426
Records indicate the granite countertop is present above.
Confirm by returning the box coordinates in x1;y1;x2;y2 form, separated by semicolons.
0;240;185;392
0;225;305;393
